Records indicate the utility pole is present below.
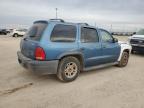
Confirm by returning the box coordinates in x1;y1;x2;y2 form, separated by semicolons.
55;8;58;19
110;24;113;32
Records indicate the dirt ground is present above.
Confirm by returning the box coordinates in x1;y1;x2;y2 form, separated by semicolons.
0;35;144;108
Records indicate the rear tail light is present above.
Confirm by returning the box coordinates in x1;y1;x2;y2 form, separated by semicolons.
35;47;46;60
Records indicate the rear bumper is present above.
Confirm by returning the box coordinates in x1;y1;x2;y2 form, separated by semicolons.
17;51;59;75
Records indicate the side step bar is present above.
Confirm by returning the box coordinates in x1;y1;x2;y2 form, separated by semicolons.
83;62;118;72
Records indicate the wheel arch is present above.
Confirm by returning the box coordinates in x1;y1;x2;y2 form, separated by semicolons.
118;43;132;61
58;53;84;71
123;49;130;54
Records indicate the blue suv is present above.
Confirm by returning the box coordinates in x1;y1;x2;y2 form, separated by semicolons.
17;19;131;82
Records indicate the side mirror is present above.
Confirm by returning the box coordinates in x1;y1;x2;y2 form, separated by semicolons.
113;38;118;43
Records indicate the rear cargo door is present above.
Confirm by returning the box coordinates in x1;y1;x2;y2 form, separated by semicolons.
20;21;48;59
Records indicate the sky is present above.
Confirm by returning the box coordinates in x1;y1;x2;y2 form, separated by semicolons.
0;0;144;31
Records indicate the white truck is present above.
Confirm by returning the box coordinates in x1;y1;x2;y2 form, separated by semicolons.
129;29;144;53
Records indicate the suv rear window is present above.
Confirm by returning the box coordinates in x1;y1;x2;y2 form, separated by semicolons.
51;24;76;42
25;23;47;41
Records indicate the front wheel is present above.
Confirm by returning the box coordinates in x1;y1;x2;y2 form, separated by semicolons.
117;52;129;67
57;56;80;82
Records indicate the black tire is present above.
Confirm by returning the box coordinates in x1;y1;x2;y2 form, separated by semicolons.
117;52;129;67
57;56;80;82
3;33;7;35
13;33;18;37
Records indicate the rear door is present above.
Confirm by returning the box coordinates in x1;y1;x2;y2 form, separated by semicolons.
99;29;120;63
21;22;48;59
79;27;102;67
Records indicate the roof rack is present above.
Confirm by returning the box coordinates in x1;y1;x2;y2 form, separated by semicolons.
34;20;48;24
49;19;65;23
77;23;89;26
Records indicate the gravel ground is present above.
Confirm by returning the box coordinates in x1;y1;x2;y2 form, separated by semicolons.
0;35;144;108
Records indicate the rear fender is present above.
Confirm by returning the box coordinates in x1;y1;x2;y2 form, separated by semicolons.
58;51;84;69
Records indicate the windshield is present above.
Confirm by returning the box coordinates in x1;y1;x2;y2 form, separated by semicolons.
25;23;47;41
136;29;144;35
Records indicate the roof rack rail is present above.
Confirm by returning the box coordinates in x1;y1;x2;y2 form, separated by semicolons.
77;23;89;26
34;20;48;24
49;19;65;22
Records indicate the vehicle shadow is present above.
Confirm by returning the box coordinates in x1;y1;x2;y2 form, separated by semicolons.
21;70;59;82
17;61;121;85
25;66;116;83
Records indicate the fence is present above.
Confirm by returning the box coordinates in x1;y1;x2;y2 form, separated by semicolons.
0;23;144;33
96;23;144;33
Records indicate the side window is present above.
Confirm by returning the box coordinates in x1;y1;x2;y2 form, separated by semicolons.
81;27;99;43
100;30;113;42
51;24;76;42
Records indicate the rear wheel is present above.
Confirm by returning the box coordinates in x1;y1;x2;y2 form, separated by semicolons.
57;56;80;82
13;33;18;37
117;52;129;67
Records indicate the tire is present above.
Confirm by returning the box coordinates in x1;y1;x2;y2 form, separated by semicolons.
3;33;7;35
57;56;80;82
117;52;129;67
13;33;18;37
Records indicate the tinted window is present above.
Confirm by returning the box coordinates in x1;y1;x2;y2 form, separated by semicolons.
25;23;47;41
81;27;99;43
100;30;113;42
51;24;76;42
